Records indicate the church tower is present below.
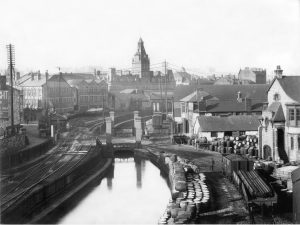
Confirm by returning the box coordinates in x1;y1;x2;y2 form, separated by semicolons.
132;38;150;78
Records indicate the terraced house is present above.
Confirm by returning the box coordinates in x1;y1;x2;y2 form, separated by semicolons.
259;66;300;163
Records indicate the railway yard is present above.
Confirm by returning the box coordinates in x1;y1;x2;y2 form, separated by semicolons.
0;115;106;223
0;113;295;224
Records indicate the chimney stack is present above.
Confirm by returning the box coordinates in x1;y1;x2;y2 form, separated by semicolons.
274;65;283;79
38;70;41;80
31;73;34;81
45;70;49;81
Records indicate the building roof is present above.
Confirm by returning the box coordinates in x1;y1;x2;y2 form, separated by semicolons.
204;99;263;113
180;90;218;102
197;115;260;132
60;73;96;81
17;72;47;87
272;76;300;103
174;84;269;102
267;102;285;122
45;74;69;85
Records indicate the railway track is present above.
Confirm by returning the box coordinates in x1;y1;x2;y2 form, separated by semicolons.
0;144;93;214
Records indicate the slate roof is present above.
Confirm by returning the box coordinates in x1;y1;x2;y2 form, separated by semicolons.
174;84;269;102
267;102;285;122
275;76;300;103
180;90;219;102
204;99;264;113
197;115;260;132
17;73;47;87
174;84;268;113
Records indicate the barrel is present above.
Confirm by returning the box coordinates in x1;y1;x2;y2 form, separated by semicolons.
226;141;232;148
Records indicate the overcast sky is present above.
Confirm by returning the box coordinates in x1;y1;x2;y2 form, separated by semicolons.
0;0;299;76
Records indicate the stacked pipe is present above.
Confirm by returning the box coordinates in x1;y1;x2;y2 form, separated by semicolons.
237;170;273;199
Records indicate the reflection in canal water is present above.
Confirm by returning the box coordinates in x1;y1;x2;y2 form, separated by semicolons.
57;156;170;224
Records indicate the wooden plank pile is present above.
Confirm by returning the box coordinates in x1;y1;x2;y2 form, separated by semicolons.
237;170;273;198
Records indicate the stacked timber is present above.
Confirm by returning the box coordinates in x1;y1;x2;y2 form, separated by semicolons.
237;170;273;198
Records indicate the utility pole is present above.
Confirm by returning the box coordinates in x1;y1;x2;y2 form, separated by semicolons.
164;60;168;120
159;70;162;113
7;44;15;135
101;95;104;135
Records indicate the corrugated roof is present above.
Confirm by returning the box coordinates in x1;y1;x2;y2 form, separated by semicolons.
197;115;260;132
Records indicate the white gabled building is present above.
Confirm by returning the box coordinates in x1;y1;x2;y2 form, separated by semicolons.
259;66;300;163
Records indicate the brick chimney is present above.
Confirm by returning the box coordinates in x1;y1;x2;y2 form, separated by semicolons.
274;65;283;79
45;70;49;81
244;98;252;112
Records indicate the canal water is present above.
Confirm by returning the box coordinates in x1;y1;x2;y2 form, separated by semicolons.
54;156;170;224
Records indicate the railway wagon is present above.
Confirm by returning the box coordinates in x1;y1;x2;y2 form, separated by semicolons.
232;169;277;216
222;154;254;178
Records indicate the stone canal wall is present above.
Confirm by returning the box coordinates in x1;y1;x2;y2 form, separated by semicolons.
135;148;210;224
1;146;112;224
0;138;52;170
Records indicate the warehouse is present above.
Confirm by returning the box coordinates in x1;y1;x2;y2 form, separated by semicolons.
193;115;260;141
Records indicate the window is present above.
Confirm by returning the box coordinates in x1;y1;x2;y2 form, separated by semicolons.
298;136;300;150
273;93;280;101
181;103;186;113
289;109;295;121
291;136;294;150
297;109;300;122
211;132;217;137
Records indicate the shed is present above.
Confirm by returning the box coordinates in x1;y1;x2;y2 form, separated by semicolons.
194;115;260;140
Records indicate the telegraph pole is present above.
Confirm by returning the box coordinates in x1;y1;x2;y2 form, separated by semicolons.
7;44;15;135
164;60;168;119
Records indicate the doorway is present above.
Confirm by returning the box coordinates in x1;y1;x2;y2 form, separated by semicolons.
277;128;288;163
263;145;271;160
